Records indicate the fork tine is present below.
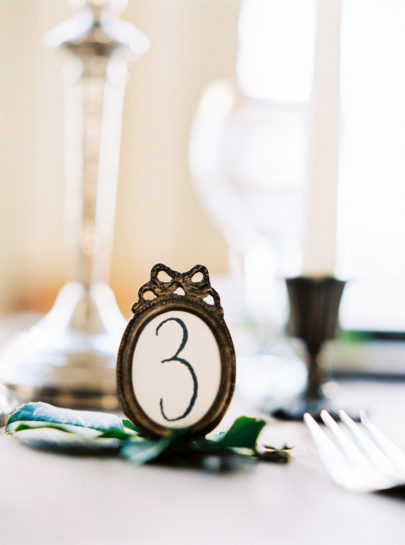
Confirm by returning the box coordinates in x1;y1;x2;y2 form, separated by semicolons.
305;411;404;492
360;411;405;473
304;413;349;478
320;410;367;466
338;410;394;473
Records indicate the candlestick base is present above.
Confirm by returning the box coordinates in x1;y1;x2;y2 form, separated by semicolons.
0;282;126;410
0;384;19;426
270;388;359;422
269;276;359;421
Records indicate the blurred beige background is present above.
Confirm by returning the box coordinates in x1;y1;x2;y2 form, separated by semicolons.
0;0;240;315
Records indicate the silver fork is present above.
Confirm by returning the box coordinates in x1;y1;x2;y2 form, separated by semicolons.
304;410;405;492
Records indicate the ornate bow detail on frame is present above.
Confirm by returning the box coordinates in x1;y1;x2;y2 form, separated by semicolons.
132;263;223;316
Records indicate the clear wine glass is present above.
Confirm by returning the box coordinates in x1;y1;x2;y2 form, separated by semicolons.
189;81;309;401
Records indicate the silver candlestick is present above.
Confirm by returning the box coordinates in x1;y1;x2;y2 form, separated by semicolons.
0;0;148;409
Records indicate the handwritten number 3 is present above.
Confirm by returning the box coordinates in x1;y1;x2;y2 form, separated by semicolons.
155;317;198;421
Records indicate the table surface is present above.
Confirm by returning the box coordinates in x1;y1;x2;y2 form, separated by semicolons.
1;380;405;545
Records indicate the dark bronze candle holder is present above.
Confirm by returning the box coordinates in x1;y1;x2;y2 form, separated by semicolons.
272;275;348;421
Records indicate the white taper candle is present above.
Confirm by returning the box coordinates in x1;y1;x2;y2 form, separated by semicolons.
302;0;342;277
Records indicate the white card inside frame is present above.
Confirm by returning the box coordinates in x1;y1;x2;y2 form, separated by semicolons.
132;310;221;429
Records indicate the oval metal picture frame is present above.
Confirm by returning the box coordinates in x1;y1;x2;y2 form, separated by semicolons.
117;263;236;438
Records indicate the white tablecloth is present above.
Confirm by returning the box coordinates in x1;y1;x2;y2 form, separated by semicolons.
1;380;405;545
